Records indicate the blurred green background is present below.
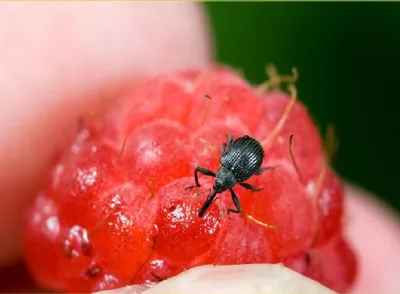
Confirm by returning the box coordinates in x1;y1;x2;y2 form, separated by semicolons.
205;3;400;211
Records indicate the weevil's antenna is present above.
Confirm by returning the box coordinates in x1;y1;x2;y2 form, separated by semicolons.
257;65;299;93
288;134;302;182
261;84;298;148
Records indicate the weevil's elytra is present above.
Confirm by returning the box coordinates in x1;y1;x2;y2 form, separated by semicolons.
221;135;264;182
186;134;276;217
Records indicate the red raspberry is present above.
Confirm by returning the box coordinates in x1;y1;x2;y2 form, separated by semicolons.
24;65;357;292
283;235;358;293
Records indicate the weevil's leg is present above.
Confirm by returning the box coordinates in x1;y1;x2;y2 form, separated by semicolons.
185;167;216;190
226;189;242;214
239;182;263;192
254;166;277;175
198;190;218;217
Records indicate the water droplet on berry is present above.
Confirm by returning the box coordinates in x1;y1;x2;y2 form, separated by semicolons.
91;273;122;292
86;262;102;279
76;167;98;192
71;129;90;154
53;164;65;187
63;225;93;258
45;216;60;236
148;259;169;281
319;189;331;217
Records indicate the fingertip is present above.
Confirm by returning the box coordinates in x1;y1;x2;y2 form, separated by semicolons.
0;1;212;265
96;264;336;294
344;184;400;293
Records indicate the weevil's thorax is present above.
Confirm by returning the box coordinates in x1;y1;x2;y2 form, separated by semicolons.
220;135;264;182
214;166;237;192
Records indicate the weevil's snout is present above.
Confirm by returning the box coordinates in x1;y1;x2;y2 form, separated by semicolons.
214;178;224;193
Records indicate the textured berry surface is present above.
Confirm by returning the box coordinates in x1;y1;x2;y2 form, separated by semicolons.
24;65;357;292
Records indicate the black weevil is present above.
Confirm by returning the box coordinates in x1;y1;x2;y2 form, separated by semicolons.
186;134;275;217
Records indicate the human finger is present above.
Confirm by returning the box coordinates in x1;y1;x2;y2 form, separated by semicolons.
344;184;400;293
97;264;336;294
0;1;212;265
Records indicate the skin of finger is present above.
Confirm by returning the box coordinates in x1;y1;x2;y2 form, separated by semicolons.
344;184;400;293
0;1;212;266
97;264;336;294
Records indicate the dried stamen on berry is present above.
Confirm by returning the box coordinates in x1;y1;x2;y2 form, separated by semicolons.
198;137;218;158
324;124;339;163
89;205;119;238
148;181;156;200
261;84;298;148
192;188;211;199
289;133;302;182
311;124;339;243
197;94;212;129
131;235;158;282
242;211;280;230
118;136;129;160
257;65;299;93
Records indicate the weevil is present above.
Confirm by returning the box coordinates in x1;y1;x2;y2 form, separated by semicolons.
186;134;275;217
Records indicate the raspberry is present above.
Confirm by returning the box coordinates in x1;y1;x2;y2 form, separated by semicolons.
284;235;358;293
306;235;358;293
24;65;357;292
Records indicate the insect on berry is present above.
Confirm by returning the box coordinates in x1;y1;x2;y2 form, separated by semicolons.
187;79;299;224
186;134;275;217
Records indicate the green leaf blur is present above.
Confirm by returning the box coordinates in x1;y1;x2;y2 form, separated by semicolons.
206;2;400;211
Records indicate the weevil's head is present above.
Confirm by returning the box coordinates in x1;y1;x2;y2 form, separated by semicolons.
214;166;237;193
